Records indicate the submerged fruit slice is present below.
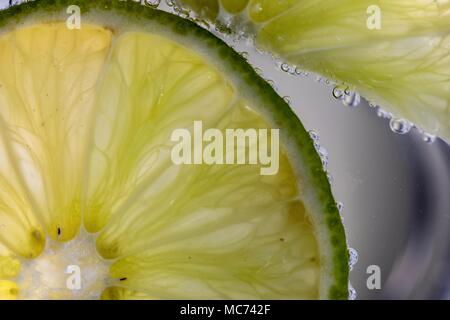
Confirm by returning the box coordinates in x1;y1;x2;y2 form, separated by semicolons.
177;0;450;141
0;0;347;300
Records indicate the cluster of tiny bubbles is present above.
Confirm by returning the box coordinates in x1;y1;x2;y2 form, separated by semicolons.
332;84;361;108
174;6;190;18
412;126;437;144
376;108;393;120
308;130;319;141
348;247;359;300
283;96;292;105
166;1;211;30
389;118;412;135
166;0;190;18
348;247;359;272
326;171;334;183
278;61;307;77
373;103;436;143
193;18;211;30
308;130;330;170
316;76;332;86
317;145;329;168
348;283;357;300
202;7;250;40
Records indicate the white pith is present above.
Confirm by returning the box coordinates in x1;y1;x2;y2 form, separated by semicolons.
16;230;111;300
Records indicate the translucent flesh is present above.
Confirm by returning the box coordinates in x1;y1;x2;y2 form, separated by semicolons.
221;0;250;14
0;24;320;299
0;24;112;241
179;0;450;141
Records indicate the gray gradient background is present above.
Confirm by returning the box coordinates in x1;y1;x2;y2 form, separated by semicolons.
1;0;449;300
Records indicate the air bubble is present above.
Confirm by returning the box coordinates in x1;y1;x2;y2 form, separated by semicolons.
240;51;249;60
332;85;360;107
389;118;412;135
193;18;211;30
7;0;22;7
278;62;300;75
254;67;263;76
143;0;161;8
280;63;290;73
326;171;334;183
348;283;357;300
336;202;344;214
173;5;190;18
376;108;392;119
294;67;303;75
422;133;437;144
332;85;345;99
316;146;329;168
309;130;330;170
342;91;361;108
266;79;277;90
348;247;358;271
308;130;320;141
308;130;333;172
283;96;292;105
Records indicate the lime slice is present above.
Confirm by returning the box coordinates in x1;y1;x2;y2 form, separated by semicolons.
177;0;450;141
0;0;347;300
